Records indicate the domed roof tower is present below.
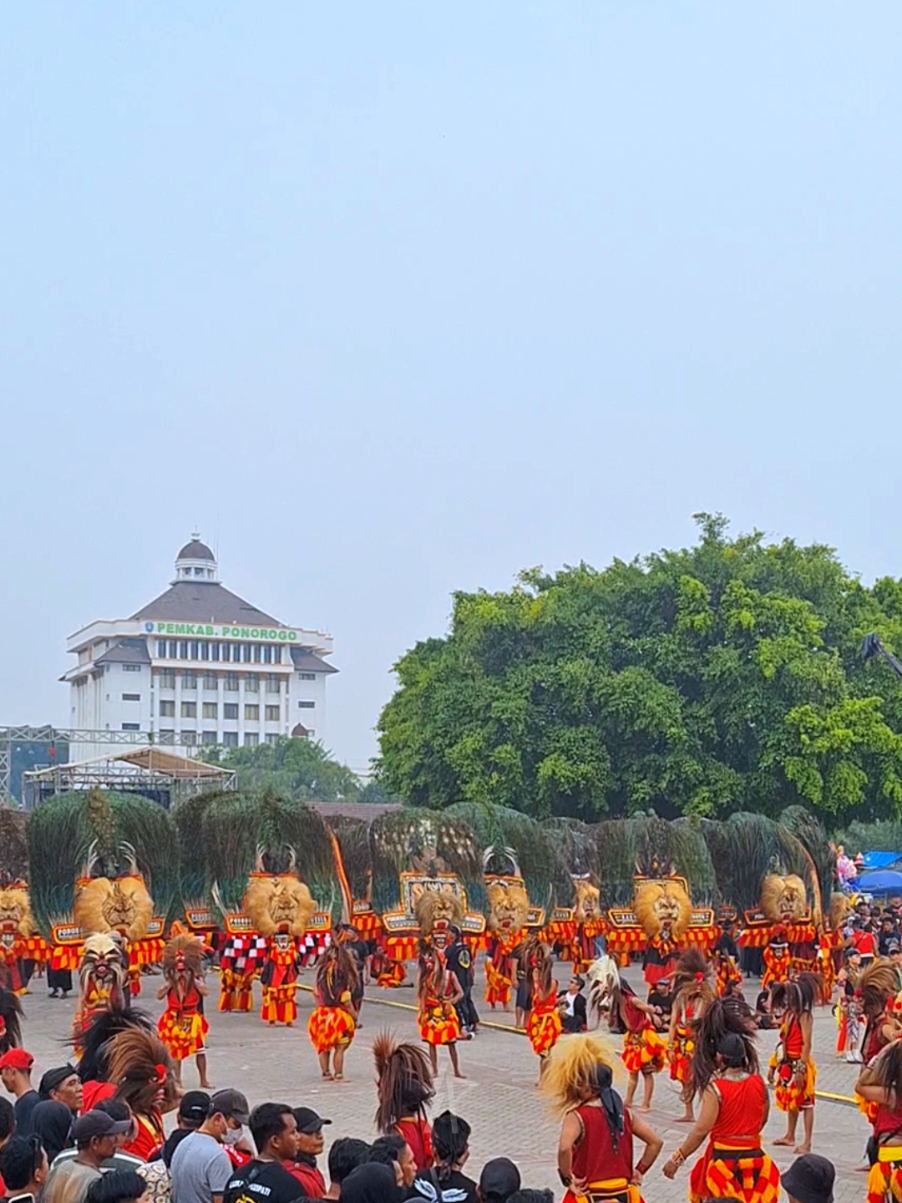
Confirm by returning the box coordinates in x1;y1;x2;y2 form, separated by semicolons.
172;533;218;583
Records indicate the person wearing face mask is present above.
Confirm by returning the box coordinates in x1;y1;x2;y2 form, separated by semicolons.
170;1090;250;1203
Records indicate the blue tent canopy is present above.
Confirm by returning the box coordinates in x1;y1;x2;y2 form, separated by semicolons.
858;868;902;894
862;851;902;869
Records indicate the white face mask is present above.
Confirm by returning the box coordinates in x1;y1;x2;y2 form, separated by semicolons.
222;1125;242;1146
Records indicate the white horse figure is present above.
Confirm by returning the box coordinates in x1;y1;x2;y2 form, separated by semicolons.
585;952;621;1031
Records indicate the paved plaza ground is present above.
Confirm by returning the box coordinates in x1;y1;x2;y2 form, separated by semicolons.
16;962;873;1201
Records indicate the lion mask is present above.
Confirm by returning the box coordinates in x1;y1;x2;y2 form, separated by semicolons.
0;887;36;946
634;879;692;941
486;878;529;935
244;874;316;939
574;880;601;923
827;892;851;932
761;873;808;924
412;884;464;936
73;874;154;943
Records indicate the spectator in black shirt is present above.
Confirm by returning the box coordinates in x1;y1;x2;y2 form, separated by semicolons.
646;976;673;1023
879;916;900;958
410;1111;477;1203
222;1104;304;1203
446;928;478;1035
558;977;587;1034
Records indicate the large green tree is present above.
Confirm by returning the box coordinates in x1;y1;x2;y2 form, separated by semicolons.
376;515;902;823
205;737;361;802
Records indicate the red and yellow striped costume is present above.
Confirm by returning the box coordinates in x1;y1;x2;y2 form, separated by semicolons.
157;985;208;1061
527;986;562;1057
689;1076;779;1203
867;1149;902;1203
308;1003;355;1053
774;1015;816;1112
260;938;299;1026
622;1026;667;1075
761;944;791;990
670;1002;698;1084
485;933;519;1007
418;989;462;1045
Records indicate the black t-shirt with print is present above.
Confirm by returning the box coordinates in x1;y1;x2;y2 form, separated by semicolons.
410;1169;479;1203
222;1160;307;1203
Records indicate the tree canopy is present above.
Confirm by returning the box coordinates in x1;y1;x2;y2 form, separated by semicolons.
204;737;362;802
376;515;902;824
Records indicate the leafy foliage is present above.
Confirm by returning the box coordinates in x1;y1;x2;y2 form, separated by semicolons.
377;514;902;824
204;737;361;802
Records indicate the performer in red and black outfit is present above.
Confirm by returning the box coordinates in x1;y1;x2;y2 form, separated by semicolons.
663;997;780;1203
614;978;667;1112
543;1032;663;1203
373;1032;436;1172
770;974;818;1155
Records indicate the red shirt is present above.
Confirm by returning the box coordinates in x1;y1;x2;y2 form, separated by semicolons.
396;1118;433;1171
854;931;877;957
571;1104;633;1185
284;1159;326;1198
710;1075;768;1141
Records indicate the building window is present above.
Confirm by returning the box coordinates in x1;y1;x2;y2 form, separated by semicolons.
203;672;218;690
182;672;197;689
182;730;196;746
274;647;282;664
123;664;142;673
181;701;197;718
202;702;218;720
266;675;280;694
265;705;280;722
299;673;316;681
158;670;175;688
202;730;218;745
122;693;141;702
156;641;167;657
211;642;220;661
179;641;189;659
160;700;175;717
262;645;272;664
194;567;205;576
168;640;178;659
244;704;260;721
252;644;262;663
297;701;315;709
223;703;238;720
198;641;209;660
121;722;140;731
244;733;259;747
159;729;175;744
245;674;259;693
265;734;280;746
222;731;238;747
224;672;239;692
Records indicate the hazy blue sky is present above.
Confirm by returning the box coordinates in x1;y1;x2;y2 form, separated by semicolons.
1;4;900;771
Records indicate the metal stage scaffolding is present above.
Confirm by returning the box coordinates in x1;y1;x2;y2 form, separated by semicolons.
0;726;224;807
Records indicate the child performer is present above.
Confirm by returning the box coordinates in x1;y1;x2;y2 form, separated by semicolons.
769;973;818;1154
662;997;780;1203
526;944;562;1081
156;934;211;1088
307;944;359;1081
613;977;667;1112
543;1031;663;1203
416;949;465;1079
669;948;715;1124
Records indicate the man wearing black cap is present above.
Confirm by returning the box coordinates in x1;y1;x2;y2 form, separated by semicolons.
39;1066;83;1115
43;1111;131;1203
478;1157;521;1203
285;1107;329;1199
171;1089;250;1203
782;1153;835;1203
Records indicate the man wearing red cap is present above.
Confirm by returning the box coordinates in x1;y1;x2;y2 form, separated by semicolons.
0;1050;38;1138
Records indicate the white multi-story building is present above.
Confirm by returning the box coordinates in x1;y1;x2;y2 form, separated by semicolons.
62;536;336;761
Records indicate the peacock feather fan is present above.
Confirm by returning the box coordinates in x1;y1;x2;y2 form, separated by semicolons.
0;809;29;883
26;790;178;936
172;790;226;910
779;806;834;925
444;802;555;914
368;809;485;916
327;816;373;907
542;818;598;909
700;812;811;916
203;791;341;921
589;818;640;907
